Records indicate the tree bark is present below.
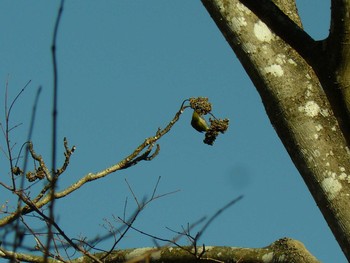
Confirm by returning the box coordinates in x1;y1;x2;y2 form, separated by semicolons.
0;238;317;263
201;0;350;260
97;238;319;263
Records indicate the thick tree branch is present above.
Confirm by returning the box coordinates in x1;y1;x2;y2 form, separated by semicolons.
327;0;350;115
0;238;318;263
237;0;350;139
78;238;320;263
201;0;350;260
239;0;324;66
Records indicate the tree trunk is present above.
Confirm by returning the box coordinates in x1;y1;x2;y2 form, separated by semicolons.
201;0;350;260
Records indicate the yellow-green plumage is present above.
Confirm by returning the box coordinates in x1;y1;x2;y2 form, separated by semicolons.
191;110;209;133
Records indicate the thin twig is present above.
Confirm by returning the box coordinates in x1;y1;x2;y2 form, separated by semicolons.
19;193;103;263
4;78;31;190
0;98;192;231
2;78;32;259
195;195;243;242
100;177;179;260
46;0;64;261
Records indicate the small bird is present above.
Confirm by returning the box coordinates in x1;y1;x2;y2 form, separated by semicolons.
191;110;209;133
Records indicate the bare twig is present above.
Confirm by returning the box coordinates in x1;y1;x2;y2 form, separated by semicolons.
120;196;243;262
2;78;32;189
18;193;103;263
19;86;42;178
100;177;179;260
46;1;65;261
0;97;215;227
195;195;243;242
1;78;32;260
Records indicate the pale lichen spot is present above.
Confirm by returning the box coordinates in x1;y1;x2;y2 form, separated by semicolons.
275;54;286;64
338;167;350;183
313;133;319;140
320;108;330;117
305;84;313;98
217;1;224;10
339;173;349;182
331;126;337;131
264;64;284;77
346;146;350;155
237;16;247;27
243;42;257;54
193;246;212;254
325;170;336;178
287;58;297;66
339;173;346;180
321;177;342;200
315;124;323;131
305;73;311;79
262;252;274;262
326;150;334;157
313;149;321;157
326;162;330;167
254;21;273;42
231;16;247;31
126;248;155;260
258;45;270;55
236;2;251;14
298;101;320;117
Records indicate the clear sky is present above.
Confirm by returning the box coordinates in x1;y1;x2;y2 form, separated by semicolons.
1;1;344;262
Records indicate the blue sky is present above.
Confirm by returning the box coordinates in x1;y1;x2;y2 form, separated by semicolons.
1;1;344;262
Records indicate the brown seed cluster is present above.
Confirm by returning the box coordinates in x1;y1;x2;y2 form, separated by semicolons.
189;97;212;115
204;118;230;145
26;166;46;182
